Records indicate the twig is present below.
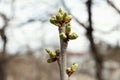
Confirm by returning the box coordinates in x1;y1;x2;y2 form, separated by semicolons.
58;24;68;80
107;0;120;14
86;0;103;80
47;8;78;80
0;13;9;54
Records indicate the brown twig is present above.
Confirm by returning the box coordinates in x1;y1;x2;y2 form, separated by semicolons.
86;0;103;80
0;13;9;54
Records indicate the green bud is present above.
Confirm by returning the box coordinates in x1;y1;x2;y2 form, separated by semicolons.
63;12;67;20
66;67;73;77
66;67;71;72
45;48;56;58
66;67;71;77
59;8;65;15
50;16;56;24
64;15;72;23
69;32;78;40
65;23;71;34
47;58;53;63
56;13;63;21
60;32;67;40
50;16;61;27
55;49;60;56
47;58;57;63
71;63;78;72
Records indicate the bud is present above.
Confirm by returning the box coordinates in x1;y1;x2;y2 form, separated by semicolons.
64;15;72;23
50;16;56;24
63;12;67;20
60;32;67;40
45;48;56;58
66;67;71;76
55;49;60;56
71;63;78;72
56;13;63;21
65;23;71;34
69;32;78;40
66;67;71;73
66;67;72;77
47;58;53;63
59;8;65;15
47;58;56;63
66;63;78;76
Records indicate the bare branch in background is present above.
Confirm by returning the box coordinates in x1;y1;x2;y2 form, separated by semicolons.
95;25;120;34
0;0;17;79
0;13;9;54
0;12;9;80
17;18;48;28
61;0;87;30
86;0;103;80
0;0;16;54
107;0;120;14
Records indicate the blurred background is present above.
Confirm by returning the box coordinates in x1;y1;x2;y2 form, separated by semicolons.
0;0;120;80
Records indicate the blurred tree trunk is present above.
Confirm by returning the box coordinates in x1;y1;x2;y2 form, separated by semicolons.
0;13;8;80
86;0;103;80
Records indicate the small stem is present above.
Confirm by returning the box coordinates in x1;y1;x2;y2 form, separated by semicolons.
58;23;68;80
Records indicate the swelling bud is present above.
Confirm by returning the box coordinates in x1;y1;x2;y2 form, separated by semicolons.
71;63;78;72
59;8;65;15
45;48;56;58
66;67;72;76
47;58;53;63
50;16;56;24
56;13;63;21
65;23;71;34
69;32;78;40
60;32;67;40
64;15;72;23
47;58;56;63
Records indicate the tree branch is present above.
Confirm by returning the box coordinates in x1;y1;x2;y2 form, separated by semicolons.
86;0;103;80
0;13;9;54
95;25;120;34
107;0;120;14
17;18;48;28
